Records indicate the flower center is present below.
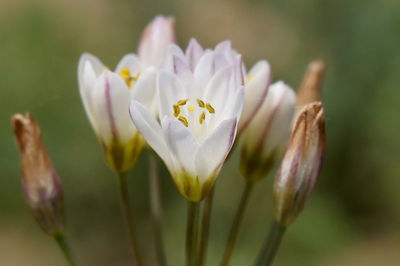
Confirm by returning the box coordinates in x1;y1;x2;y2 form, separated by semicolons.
119;67;140;88
172;98;215;127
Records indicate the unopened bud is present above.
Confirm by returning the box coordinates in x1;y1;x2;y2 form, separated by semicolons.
240;81;296;181
12;113;65;235
137;15;176;67
273;102;325;227
296;60;325;109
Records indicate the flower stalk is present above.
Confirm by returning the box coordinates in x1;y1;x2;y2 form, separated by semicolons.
149;154;167;266
220;181;254;266
197;188;214;266
118;172;142;266
54;233;77;266
254;220;286;266
186;202;200;266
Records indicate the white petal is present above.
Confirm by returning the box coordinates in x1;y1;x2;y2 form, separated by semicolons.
195;118;237;181
162;117;199;176
203;66;233;117
92;71;135;145
218;86;244;124
78;53;105;134
137;15;175;67
157;70;188;119
192;51;215;99
185;38;204;71
172;55;194;90
129;100;175;171
115;53;142;76
163;44;186;75
131;67;157;114
238;60;271;133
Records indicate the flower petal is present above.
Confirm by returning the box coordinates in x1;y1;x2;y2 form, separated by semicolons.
162;116;199;176
172;55;194;90
195;118;237;181
157;70;188;119
137;15;175;67
129;100;175;171
78;53;105;135
192;51;215;99
238;60;271;133
114;53;142;76
185;38;204;71
131;67;157;114
92;71;135;145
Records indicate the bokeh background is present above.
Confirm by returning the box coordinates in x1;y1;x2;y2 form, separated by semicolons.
1;0;400;265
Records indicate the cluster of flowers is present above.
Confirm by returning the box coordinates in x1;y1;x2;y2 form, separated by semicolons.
12;15;326;266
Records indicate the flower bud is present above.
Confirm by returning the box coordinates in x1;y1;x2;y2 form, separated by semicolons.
240;81;296;181
137;15;176;67
12;113;65;236
296;60;325;108
273;102;325;227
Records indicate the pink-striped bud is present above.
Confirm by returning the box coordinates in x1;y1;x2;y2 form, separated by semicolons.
137;15;176;67
12;113;65;235
273;102;325;226
240;81;296;181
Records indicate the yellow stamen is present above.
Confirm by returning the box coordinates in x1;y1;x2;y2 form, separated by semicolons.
101;66;109;72
197;99;205;108
173;104;180;117
199;112;206;124
245;74;254;85
205;103;215;114
119;67;140;88
187;104;195;112
177;99;188;106
178;116;188;127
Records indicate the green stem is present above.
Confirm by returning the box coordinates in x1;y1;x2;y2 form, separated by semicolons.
197;188;214;266
118;172;143;266
186;201;200;266
54;233;76;266
255;220;286;266
220;181;254;266
149;154;167;266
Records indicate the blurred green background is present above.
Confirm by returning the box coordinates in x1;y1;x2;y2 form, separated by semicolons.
1;0;400;265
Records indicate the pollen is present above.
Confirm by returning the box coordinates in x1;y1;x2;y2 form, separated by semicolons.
177;99;188;106
119;67;140;88
205;103;215;114
245;74;254;85
199;112;206;124
178;116;189;127
197;99;205;108
187;104;195;112
173;104;180;117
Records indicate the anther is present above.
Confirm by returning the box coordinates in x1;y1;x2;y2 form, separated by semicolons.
173;105;180;117
205;103;215;114
197;99;205;108
177;99;188;106
178;116;189;127
199;112;206;124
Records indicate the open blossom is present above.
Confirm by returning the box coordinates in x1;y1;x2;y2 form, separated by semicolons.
273;102;325;226
78;15;175;173
130;39;244;202
12;113;65;235
240;81;296;181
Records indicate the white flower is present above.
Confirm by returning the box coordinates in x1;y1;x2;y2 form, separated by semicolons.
240;81;296;181
78;15;175;173
130;39;244;201
273;102;325;226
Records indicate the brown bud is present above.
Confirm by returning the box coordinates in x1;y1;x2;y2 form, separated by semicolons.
12;113;65;235
273;102;325;227
296;60;325;108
